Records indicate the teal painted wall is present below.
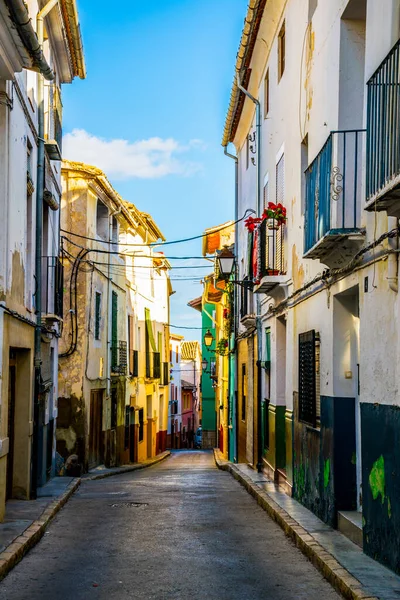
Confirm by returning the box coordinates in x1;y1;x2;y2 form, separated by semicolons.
228;332;236;461
201;303;216;433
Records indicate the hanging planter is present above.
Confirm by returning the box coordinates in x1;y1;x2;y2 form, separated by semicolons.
262;202;287;228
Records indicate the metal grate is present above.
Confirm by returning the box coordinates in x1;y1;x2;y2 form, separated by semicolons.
299;330;317;427
259;219;285;277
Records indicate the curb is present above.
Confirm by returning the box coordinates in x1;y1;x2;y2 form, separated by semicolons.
0;477;81;582
84;450;171;481
0;450;171;582
213;449;378;600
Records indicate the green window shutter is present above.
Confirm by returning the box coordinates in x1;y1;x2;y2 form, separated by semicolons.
265;327;271;364
95;292;101;340
112;291;118;345
145;307;157;351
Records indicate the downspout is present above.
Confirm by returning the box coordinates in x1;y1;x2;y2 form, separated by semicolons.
236;73;263;472
388;217;398;293
224;144;239;462
32;0;59;498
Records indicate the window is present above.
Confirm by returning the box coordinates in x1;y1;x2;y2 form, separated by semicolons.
276;152;285;205
278;21;285;81
241;364;246;421
124;406;130;450
111;291;118;370
183;392;191;411
263;175;269;209
111;216;118;250
95;292;101;340
96;199;108;240
264;69;270;118
298;330;321;427
128;314;135;375
111;388;117;429
138;408;144;442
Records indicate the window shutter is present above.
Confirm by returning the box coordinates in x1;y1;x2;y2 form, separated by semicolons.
298;330;316;427
128;315;134;375
276;154;285;205
95;292;101;340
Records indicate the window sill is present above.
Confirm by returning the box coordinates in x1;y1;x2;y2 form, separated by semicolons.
305;424;321;435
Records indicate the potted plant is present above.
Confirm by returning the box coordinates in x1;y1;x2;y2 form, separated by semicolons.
216;338;229;356
263;202;287;229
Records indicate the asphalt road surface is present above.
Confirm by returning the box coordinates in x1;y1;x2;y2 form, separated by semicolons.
0;451;340;600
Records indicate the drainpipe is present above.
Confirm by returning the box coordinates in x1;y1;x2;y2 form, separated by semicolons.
236;73;263;472
32;0;59;498
224;144;239;462
388;217;398;293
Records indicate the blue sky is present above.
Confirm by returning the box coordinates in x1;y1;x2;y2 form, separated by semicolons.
62;0;246;340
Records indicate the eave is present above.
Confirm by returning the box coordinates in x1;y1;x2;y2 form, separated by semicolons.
221;0;266;147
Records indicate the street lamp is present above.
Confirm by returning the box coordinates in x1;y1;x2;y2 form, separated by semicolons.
203;329;214;348
217;247;235;279
201;358;208;372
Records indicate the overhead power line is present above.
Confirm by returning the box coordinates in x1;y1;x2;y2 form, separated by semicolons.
60;209;254;248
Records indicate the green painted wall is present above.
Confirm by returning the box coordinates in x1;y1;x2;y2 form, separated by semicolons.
201;303;216;434
361;403;400;574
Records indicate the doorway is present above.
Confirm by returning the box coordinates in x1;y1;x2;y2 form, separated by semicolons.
89;390;104;469
6;351;16;500
333;286;360;508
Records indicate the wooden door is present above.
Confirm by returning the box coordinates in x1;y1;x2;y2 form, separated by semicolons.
6;354;16;500
89;390;103;469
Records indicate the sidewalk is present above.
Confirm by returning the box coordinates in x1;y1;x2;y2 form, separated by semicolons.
214;449;400;600
0;450;170;582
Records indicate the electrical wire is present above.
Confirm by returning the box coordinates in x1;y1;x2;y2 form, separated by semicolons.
60;209;254;248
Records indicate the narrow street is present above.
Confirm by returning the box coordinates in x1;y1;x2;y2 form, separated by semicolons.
0;452;340;600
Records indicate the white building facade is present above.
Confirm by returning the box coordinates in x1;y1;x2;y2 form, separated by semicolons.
0;0;84;518
224;0;400;573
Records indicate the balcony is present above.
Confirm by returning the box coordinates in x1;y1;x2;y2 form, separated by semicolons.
111;341;127;375
253;219;286;295
366;38;400;216
42;256;63;322
304;130;366;268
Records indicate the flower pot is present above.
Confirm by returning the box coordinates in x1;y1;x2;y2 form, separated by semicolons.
266;218;279;230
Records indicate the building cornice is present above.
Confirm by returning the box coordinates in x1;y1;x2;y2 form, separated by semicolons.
221;0;266;147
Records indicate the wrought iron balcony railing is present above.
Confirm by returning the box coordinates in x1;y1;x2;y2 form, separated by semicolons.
304;129;365;268
253;219;286;294
366;38;400;216
41;256;64;320
111;341;127;375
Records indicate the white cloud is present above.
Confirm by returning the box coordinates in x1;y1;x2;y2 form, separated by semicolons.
62;129;202;180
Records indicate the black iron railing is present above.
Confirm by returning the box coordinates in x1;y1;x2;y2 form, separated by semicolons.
304;129;365;254
111;341;127;375
366;38;400;200
258;219;285;278
42;256;63;318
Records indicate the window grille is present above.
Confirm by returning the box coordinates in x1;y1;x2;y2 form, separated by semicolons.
95;292;101;340
298;330;320;427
